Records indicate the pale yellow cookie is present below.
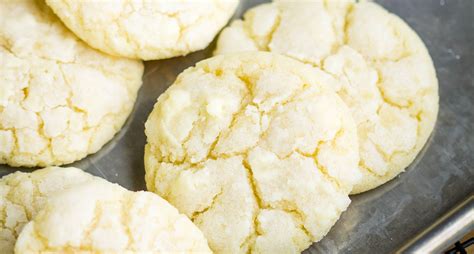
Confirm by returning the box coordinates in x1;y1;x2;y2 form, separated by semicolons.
0;167;98;254
144;52;360;253
215;1;439;194
46;0;239;60
0;0;144;167
14;178;211;253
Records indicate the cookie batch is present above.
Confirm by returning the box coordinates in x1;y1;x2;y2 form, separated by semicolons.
0;0;438;253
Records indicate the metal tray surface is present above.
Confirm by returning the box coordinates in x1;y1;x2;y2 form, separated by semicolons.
1;0;473;253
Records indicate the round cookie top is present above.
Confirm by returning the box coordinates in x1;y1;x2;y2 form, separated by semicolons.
14;179;212;253
0;167;98;254
46;0;239;60
215;1;439;193
0;1;144;167
144;52;360;253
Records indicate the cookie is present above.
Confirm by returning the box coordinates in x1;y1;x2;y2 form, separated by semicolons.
14;178;212;253
46;0;239;60
144;52;360;253
215;1;439;194
0;167;98;253
0;1;144;167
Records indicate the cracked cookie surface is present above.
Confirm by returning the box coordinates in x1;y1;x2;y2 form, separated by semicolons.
0;0;144;167
144;52;360;253
46;0;239;60
14;177;211;253
214;1;439;193
0;167;99;254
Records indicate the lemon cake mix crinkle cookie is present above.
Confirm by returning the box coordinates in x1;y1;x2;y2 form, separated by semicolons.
0;0;144;167
14;178;212;253
215;0;439;193
45;0;239;60
0;167;99;254
144;52;361;253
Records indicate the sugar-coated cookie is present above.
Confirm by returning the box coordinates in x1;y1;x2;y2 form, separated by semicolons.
215;1;439;194
0;1;144;167
46;0;239;60
144;52;360;253
0;167;98;253
14;178;211;253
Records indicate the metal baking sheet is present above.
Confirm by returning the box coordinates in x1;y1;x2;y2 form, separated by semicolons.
1;0;473;253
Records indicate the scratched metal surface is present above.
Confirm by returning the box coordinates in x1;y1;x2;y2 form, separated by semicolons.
1;0;473;253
